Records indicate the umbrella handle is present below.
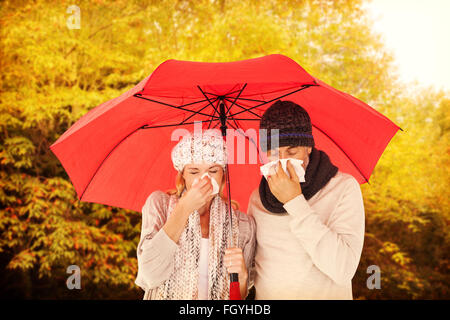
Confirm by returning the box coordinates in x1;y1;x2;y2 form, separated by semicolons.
229;273;241;300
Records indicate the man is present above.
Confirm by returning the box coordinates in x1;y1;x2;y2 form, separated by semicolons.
247;100;365;299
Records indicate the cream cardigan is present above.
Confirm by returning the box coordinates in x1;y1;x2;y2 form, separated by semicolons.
247;171;365;300
134;190;256;300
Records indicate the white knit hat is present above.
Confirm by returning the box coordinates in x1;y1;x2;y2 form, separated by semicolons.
171;129;228;172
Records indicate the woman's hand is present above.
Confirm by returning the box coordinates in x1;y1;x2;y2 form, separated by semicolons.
224;247;248;298
163;176;213;244
267;160;302;204
178;176;213;214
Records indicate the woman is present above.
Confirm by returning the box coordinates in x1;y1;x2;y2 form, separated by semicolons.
135;129;256;300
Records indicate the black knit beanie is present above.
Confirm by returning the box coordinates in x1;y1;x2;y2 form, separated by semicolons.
259;100;315;152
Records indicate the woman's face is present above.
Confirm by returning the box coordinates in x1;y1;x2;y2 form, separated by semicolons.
267;146;312;171
183;162;224;190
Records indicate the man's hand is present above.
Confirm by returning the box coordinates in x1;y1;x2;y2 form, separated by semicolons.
267;160;303;204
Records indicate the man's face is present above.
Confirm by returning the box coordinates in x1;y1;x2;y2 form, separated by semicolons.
267;146;312;171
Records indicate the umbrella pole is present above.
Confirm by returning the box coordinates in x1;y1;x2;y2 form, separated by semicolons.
219;101;241;300
224;161;240;300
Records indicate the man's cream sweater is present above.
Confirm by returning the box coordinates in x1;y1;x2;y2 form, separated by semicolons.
247;171;365;300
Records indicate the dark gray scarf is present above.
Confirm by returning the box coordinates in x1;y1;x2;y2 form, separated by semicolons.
258;147;338;214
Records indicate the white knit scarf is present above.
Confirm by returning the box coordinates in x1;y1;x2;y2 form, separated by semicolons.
155;191;239;300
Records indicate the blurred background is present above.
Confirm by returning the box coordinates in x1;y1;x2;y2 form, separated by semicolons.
0;0;448;299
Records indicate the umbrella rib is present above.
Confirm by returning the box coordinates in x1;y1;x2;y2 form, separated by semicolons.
224;83;247;116
230;118;260;121
222;99;241;133
141;121;215;129
133;94;219;119
179;97;219;125
230;97;266;103
223;97;261;119
207;119;220;129
228;84;317;118
196;86;221;116
194;84;248;121
212;121;220;129
225;100;261;162
177;98;214;109
207;100;221;129
138;94;214;109
203;87;243;98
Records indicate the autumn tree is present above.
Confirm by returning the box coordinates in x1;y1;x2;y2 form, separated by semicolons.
0;0;448;299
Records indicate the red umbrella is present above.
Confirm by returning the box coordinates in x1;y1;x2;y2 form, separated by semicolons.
50;53;402;299
49;54;401;213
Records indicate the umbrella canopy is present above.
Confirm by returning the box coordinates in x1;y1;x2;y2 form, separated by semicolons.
50;54;402;213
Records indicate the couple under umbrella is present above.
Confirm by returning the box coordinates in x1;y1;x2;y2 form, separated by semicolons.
49;54;401;299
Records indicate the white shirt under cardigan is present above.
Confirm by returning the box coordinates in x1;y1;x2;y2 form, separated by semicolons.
197;238;210;300
247;170;365;300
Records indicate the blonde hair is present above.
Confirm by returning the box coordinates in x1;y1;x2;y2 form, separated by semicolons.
166;169;240;211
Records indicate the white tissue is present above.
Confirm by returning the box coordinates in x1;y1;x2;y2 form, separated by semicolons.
260;158;306;182
192;172;220;195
